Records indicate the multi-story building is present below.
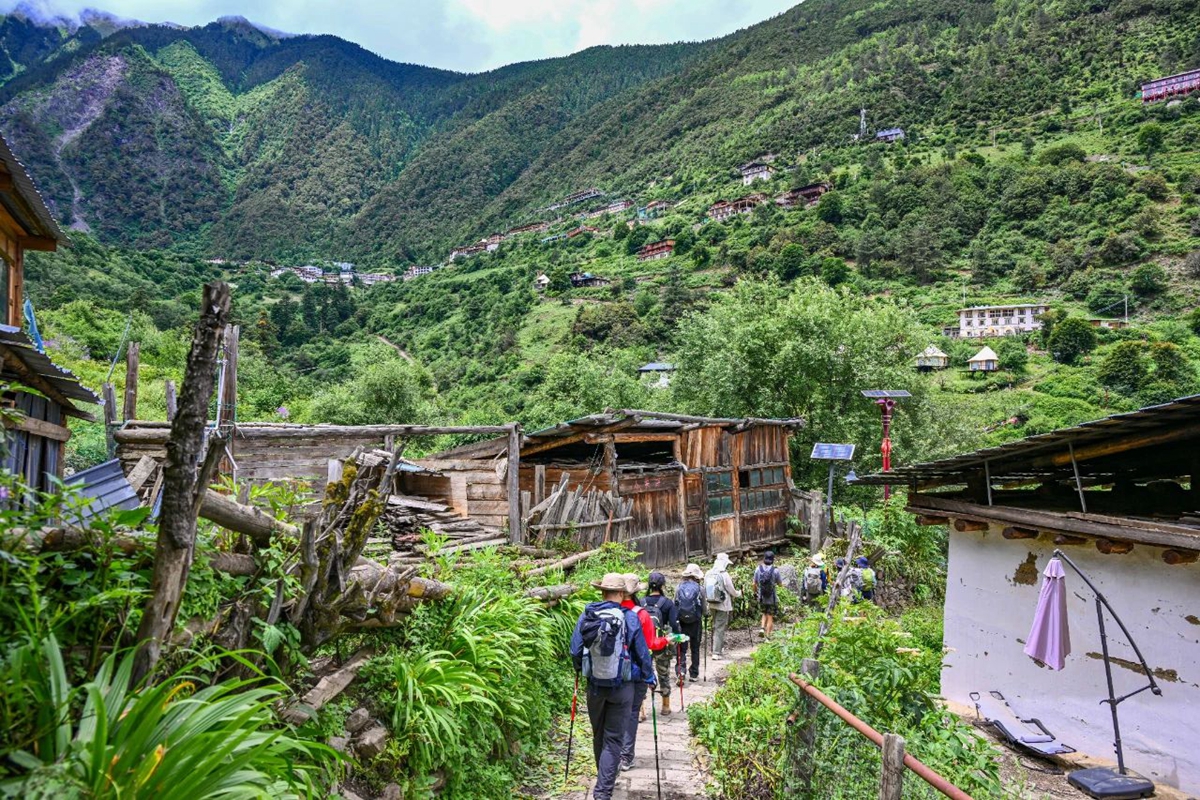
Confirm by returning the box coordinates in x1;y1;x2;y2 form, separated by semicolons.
637;239;676;261
739;162;775;185
1141;69;1200;103
953;304;1048;338
775;182;832;208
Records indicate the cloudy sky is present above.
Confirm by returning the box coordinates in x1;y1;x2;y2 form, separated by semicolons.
8;0;798;72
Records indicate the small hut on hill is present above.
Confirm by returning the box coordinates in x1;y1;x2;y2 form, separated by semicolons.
915;344;949;371
968;346;999;372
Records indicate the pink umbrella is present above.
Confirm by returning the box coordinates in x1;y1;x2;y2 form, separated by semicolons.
1024;557;1070;670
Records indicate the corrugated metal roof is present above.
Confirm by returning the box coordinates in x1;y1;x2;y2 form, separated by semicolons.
638;362;675;372
0;324;100;409
64;459;140;522
0;134;67;245
854;394;1200;486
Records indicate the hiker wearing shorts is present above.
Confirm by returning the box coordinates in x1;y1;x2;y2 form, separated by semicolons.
641;571;681;715
754;550;783;639
569;573;655;800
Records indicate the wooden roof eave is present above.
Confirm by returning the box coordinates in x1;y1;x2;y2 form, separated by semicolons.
908;492;1200;551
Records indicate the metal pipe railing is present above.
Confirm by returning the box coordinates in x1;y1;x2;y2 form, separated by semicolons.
788;673;974;800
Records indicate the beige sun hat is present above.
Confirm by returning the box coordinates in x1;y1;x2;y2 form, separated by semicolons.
623;573;646;594
810;553;826;567
592;572;629;592
682;563;704;579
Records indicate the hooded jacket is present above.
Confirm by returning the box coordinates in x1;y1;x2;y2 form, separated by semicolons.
705;554;741;613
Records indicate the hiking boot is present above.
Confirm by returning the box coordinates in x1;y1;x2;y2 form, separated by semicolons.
661;695;672;716
689;674;698;683
620;759;634;772
712;652;723;660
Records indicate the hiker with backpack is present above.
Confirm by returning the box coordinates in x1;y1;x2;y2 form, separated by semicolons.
753;551;783;639
854;555;877;602
674;563;706;681
569;573;656;800
641;571;681;716
801;553;828;604
704;553;740;660
620;573;670;771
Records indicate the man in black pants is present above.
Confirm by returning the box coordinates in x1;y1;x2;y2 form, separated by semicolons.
674;563;707;681
569;573;655;800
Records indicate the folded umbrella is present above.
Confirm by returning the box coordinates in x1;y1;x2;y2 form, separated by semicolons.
1024;557;1070;670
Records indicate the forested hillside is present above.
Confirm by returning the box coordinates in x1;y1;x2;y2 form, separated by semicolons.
7;0;1200;488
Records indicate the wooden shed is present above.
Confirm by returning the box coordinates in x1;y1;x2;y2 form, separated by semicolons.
419;410;812;567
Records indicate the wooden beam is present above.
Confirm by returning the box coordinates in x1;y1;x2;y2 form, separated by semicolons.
164;380;177;421
0;172;13;192
953;518;988;532
1053;533;1088;546
908;493;1200;552
1001;526;1038;540
1161;548;1198;565
1095;538;1134;555
507;424;522;544
915;514;950;526
1037;422;1200;469
18;235;58;252
114;423;515;443
3;413;70;442
0;349;87;419
123;341;139;422
584;432;676;444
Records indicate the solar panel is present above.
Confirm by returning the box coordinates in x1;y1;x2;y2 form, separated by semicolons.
860;390;912;399
811;443;856;461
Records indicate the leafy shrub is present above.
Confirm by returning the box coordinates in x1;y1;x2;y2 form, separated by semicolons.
1036;143;1086;166
690;606;1001;800
1097;341;1150;394
1130;262;1167;296
2;637;338;798
1048;317;1097;364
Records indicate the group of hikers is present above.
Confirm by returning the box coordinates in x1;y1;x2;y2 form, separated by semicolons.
567;549;878;800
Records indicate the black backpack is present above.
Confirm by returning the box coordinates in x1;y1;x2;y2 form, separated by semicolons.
643;596;667;633
676;581;702;624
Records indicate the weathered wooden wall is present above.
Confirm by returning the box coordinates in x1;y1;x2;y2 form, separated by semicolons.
3;390;66;494
416;458;508;530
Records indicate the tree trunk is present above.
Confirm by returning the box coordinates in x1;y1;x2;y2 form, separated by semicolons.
199;489;300;545
132;282;231;684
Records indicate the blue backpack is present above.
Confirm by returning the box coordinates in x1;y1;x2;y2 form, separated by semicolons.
676;581;702;624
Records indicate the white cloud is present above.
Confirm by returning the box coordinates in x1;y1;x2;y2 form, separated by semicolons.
1;0;798;71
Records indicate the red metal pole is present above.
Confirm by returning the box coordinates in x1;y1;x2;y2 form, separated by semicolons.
876;398;895;500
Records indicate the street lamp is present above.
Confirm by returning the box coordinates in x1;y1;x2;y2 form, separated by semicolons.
811;443;855;538
861;390;911;500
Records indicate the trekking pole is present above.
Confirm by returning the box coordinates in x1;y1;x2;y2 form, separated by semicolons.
564;672;579;786
650;683;663;800
702;615;707;682
677;642;685;712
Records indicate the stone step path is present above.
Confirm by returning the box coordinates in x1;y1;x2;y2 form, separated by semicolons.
610;642;757;800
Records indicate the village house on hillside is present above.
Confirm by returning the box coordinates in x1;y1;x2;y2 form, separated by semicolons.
639;200;674;219
707;194;766;223
853;396;1200;796
569;271;609;288
875;127;906;143
1088;318;1129;330
775;182;831;208
0;134;98;495
547;187;603;211
449;241;487;261
637;239;675;261
638;361;675;388
968;346;999;372
1141;68;1200;103
950;304;1048;338
915;344;949;371
566;225;600;239
401;265;435;281
739;161;775;185
533;273;551;291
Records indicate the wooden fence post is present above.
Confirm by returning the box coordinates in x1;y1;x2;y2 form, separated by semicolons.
131;283;231;684
122;341;140;421
507;423;522;544
218;325;238;429
880;732;905;800
102;382;118;458
164;380;177;421
785;657;822;794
